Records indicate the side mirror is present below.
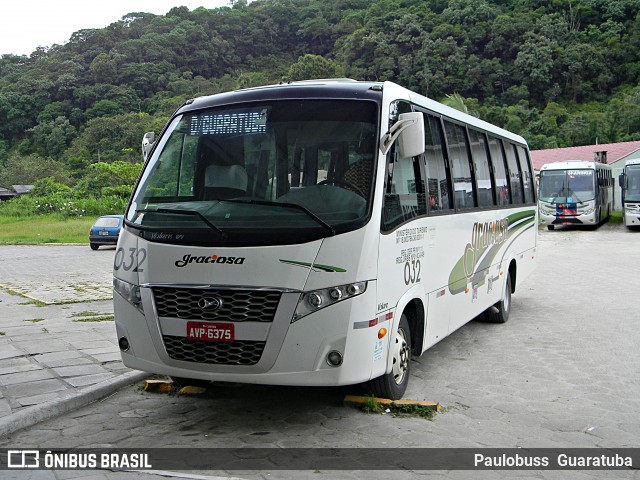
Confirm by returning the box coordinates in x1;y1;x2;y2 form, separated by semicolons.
380;112;425;158
142;132;155;161
619;173;625;188
398;112;425;158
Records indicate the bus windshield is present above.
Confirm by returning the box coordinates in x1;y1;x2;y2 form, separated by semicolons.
127;100;378;246
539;169;595;204
625;165;640;202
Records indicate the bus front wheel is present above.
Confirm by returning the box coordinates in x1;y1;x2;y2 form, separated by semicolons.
366;314;411;400
486;273;512;323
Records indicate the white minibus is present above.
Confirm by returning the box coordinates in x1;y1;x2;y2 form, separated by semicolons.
619;158;640;228
538;160;613;230
113;80;537;399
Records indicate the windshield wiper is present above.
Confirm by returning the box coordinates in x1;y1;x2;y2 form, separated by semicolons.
136;208;227;239
566;190;584;204
221;199;336;236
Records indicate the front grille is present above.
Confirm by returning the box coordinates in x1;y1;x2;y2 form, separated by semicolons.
163;335;265;365
153;287;281;322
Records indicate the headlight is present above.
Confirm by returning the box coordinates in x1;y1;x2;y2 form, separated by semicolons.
293;281;367;322
583;208;594;215
113;277;144;312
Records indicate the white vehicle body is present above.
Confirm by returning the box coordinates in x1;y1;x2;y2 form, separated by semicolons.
113;80;537;399
538;160;613;230
620;158;640;228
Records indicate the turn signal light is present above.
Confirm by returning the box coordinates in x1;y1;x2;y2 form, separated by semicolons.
378;328;387;339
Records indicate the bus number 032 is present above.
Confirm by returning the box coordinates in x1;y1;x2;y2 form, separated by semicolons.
404;260;421;285
114;247;147;273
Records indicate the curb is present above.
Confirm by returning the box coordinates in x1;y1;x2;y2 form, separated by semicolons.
344;395;442;412
0;370;149;438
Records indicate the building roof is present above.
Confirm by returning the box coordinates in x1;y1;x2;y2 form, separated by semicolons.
12;185;34;195
530;141;640;170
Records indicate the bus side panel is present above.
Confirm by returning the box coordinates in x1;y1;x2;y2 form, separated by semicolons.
376;218;429;334
443;208;531;334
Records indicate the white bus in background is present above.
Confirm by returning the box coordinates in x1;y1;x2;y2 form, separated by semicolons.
538;160;613;230
619;158;640;229
113;80;537;399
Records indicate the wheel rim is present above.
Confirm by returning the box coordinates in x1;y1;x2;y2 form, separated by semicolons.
391;327;410;385
504;278;511;313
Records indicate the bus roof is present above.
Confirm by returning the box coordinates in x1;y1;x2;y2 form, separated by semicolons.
624;158;640;167
174;80;527;146
177;79;384;114
397;83;527;146
540;160;611;171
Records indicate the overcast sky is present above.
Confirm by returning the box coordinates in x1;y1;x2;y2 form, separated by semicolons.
0;0;232;56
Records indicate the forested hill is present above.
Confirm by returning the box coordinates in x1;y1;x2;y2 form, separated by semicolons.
2;0;640;187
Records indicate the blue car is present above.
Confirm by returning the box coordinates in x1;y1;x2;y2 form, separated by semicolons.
89;215;124;250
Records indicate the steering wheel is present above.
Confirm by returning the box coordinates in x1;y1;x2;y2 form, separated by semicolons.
318;179;365;197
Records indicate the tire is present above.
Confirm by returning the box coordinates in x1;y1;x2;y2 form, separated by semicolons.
485;272;512;323
366;314;411;400
547;225;555;231
90;243;99;250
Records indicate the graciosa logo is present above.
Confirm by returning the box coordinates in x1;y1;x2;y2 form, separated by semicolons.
175;254;246;267
463;219;508;279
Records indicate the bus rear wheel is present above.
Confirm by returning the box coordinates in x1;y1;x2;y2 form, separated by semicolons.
366;314;411;400
486;272;512;323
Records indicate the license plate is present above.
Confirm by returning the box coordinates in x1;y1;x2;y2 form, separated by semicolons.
99;231;109;235
186;321;234;342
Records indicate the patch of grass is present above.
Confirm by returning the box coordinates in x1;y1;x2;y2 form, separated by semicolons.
20;299;49;307
0;215;94;244
609;211;623;224
0;286;50;306
388;403;436;420
361;395;385;414
24;318;45;323
0;285;23;296
72;314;115;323
358;396;436;420
70;311;103;317
41;328;49;333
0;331;6;336
23;298;103;307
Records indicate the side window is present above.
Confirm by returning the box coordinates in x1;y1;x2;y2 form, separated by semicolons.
422;113;453;212
487;135;510;206
444;121;476;210
468;129;495;208
146;133;197;198
382;101;426;231
516;145;534;203
504;142;524;205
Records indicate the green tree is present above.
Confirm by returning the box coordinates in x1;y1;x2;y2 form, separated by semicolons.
0;154;71;186
0;139;8;167
285;54;344;81
29;116;77;159
70;112;163;164
514;32;556;102
90;53;117;83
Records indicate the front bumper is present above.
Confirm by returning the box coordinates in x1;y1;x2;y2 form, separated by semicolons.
114;282;385;386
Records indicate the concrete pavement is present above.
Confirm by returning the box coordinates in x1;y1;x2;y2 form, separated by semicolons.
1;224;639;479
0;245;146;437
